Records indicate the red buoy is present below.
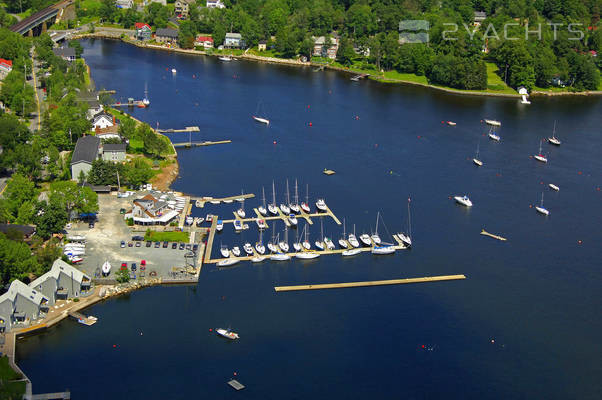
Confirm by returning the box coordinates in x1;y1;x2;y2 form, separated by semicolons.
273;140;277;144
309;122;312;126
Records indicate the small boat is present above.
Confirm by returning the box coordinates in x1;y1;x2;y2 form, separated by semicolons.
217;258;239;267
324;237;335;250
206;214;214;222
171;68;177;73
258;187;268;216
350;75;360;82
270;253;291;261
216;220;224;232
454;195;473;207
195;218;204;227
279;180;291;214
223;199;234;204
256;219;267;229
293;242;301;251
251;256;265;263
231;246;241;257
236;192;246;218
548;121;561;145
268;181;279;215
267;242;279;253
447;121;456;126
288;214;298;226
315;219;325;249
243;243;254;255
219;56;232;62
348;224;360;248
371;212;382;245
69;256;83;263
338;218;349;249
473;142;483;166
220;245;230;258
301;184;311;213
342;249;362;256
290;179;300;213
372;245;396;255
185;216;193;225
278;226;289;252
549;184;559;191
535;192;549;216
255;231;266;255
488;127;501;141
485;119;501;127
234;220;243;232
216;328;239;339
359;233;372;246
315;199;327;212
398;198;413;248
210;200;221;204
252;116;270;125
101;261;112;276
295;251;320;259
302;222;311;250
534;140;548;163
279;204;290;214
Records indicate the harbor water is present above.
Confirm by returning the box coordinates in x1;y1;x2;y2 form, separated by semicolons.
16;39;602;399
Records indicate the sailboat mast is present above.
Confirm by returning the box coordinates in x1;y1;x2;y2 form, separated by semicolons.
306;184;309;204
407;198;412;237
286;179;290;204
272;181;276;205
375;212;380;234
294;179;299;204
262;187;266;207
320;218;324;241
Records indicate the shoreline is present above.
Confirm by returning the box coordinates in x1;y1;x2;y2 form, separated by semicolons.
73;33;602;98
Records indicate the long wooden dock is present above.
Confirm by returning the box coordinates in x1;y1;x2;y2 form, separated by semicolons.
194;193;255;208
157;126;200;133
204;217;218;263
274;275;467;292
173;140;231;148
480;229;507;241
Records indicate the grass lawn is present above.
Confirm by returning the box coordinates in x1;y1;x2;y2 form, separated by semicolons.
0;356;25;400
246;49;279;58
144;231;189;242
485;62;517;94
128;138;144;153
382;70;429;84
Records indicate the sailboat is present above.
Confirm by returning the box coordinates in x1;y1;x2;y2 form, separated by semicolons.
348;224;360;248
359;230;372;246
534;140;548;163
397;198;412;248
371;215;396;255
295;250;320;259
535;192;549;216
548;121;561;145
371;212;382;245
142;82;150;106
258;187;268;216
279;180;291;214
473;141;483;166
302;222;311;250
267;225;279;253
488;126;500;141
252;101;270;124
315;219;325;250
268;181;279;215
293;225;303;251
324;222;335;250
236;191;246;218
101;261;112;276
315;198;327;212
243;242;254;255
485;119;501;127
220;244;230;258
219;55;232;62
231;246;241;257
338;218;349;248
255;229;266;255
290;179;300;213
278;226;289;252
301;184;311;213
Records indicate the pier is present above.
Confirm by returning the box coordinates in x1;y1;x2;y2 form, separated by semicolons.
110;98;147;108
173;140;231;148
157;126;200;133
193;193;255;208
68;311;97;326
480;229;507;241
274;275;467;292
228;379;245;390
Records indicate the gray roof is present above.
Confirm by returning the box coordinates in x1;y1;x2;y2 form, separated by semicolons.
156;28;179;38
30;259;91;290
0;280;48;306
53;46;76;58
103;143;127;152
0;223;36;237
474;11;487;19
71;136;101;165
226;32;242;39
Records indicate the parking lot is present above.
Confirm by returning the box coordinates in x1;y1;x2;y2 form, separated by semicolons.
67;194;201;281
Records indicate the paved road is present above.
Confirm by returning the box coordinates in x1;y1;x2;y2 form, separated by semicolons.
27;50;44;132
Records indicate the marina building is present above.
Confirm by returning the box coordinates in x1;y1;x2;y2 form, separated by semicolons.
127;193;179;225
29;260;92;306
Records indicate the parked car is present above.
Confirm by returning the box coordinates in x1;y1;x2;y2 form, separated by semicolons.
179;243;185;250
136;241;141;247
120;262;127;270
128;242;133;247
193;244;199;252
120;241;126;248
141;260;146;266
146;241;152;247
131;262;137;271
185;244;191;250
132;235;144;241
154;242;160;248
162;241;169;248
89;222;95;229
172;242;177;249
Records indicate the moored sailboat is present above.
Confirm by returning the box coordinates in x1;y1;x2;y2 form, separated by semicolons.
258;187;268;216
535;192;549;216
397;197;413;248
534;140;548;163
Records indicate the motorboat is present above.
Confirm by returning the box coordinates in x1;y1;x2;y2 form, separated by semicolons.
210;200;221;204
223;199;234;204
548;121;561;145
196;218;204;227
549;184;559;191
231;246;241;257
101;261;111;276
397;198;412;248
315;199;327;212
217;258;239;267
256;219;267;229
251;256;265;263
290;179;300;213
359;233;372;246
485;119;501;127
270;253;291;261
216;328;239;339
454;195;473;207
68;255;83;263
206;214;213;222
252;116;270;125
185;216;193;225
535;192;549;216
220;245;230;258
488;129;501;141
348;224;360;248
243;243;254;255
234;220;243;231
216;220;224;232
534;140;548;163
371;245;396;255
171;68;177;73
447;121;456;126
342;249;362;256
219;56;232;62
288;214;298;226
295;251;320;259
258;187;268;216
301;184;311;213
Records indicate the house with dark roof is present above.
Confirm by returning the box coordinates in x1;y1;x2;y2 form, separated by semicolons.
29;259;92;306
91;112;115;131
155;28;179;44
53;46;76;61
0;223;36;239
102;143;127;162
71;136;101;181
0;280;49;331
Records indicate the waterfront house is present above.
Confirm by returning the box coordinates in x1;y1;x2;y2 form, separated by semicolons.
0;58;12;80
224;32;244;49
194;35;214;49
135;23;152;40
95;125;121;141
86;99;104;120
101;143;127;162
0;223;36;240
175;0;194;18
312;36;339;59
0;280;49;331
116;0;133;8
155;28;179;44
71;136;101;181
258;40;267;51
474;11;487;26
206;0;225;8
91;113;115;131
29;259;92;306
128;194;179;225
53;46;76;62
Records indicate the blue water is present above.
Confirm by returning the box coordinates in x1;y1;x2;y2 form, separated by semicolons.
16;39;602;399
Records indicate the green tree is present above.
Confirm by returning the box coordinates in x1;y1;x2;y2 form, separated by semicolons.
336;37;355;66
36;196;69;239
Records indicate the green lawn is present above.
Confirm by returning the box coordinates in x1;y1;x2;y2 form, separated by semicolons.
0;356;25;400
128;138;144;153
485;62;516;94
144;231;189;242
382;70;429;84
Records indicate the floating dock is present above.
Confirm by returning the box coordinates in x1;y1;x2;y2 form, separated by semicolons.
323;168;335;175
157;126;200;133
193;193;255;208
173;140;231;148
227;379;245;390
274;275;467;292
480;229;507;241
68;311;98;326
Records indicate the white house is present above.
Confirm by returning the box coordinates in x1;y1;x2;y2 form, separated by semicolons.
194;35;214;49
206;0;225;8
91;113;115;131
127;194;179;225
116;0;134;8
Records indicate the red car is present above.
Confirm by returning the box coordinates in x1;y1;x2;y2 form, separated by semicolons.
120;262;127;270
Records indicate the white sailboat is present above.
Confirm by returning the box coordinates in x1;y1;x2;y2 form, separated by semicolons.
255;230;266;255
371;212;382;245
278;226;289;252
301;184;311;213
342;248;362;256
473;142;483;166
270;252;291;261
258;186;268;216
220;244;230;258
398;198;413;248
371;245;396;255
338;218;349;249
268;181;279;215
348;224;360;248
548;121;561;145
101;261;112;276
302;222;311;250
267;226;279;253
293;225;302;251
315;219;325;250
324;234;335;250
454;195;473;207
142;82;150;106
535;192;549;216
549;183;559;191
216;328;239;339
485;119;501;127
315;198;327;212
359;231;372;246
217;258;240;267
290;179;300;213
488;126;500;141
252;101;269;124
236;191;246;218
243;242;254;255
279;180;291;214
534;140;548;163
295;251;320;259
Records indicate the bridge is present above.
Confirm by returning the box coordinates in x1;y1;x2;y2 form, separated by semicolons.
9;0;73;36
